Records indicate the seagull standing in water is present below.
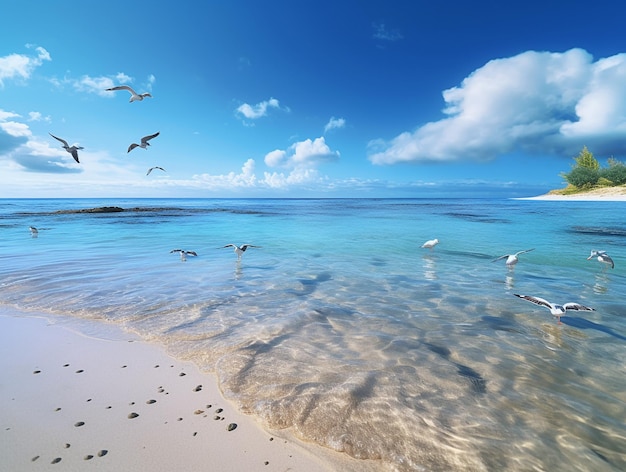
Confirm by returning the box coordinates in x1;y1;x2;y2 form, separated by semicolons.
146;166;166;176
492;248;534;268
128;132;160;153
221;244;260;260
587;250;615;269
514;294;595;323
49;133;83;163
170;249;198;262
106;85;152;102
421;238;439;250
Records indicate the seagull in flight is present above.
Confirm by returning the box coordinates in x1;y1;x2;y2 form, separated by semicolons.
49;133;83;163
170;249;198;262
587;250;614;269
421;238;439;250
221;244;261;260
106;85;152;102
146;166;166;176
514;294;595;323
492;248;534;268
128;132;160;153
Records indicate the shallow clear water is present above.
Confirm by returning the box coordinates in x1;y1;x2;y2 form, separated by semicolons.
1;198;625;471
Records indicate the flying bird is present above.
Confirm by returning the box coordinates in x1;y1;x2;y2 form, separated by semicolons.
587;250;614;269
128;132;160;153
49;133;83;163
106;85;152;102
29;226;39;237
146;166;166;176
221;244;261;260
492;248;535;268
513;294;595;323
421;238;439;250
170;249;198;262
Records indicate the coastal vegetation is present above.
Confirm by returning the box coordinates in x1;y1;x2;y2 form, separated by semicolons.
551;146;626;195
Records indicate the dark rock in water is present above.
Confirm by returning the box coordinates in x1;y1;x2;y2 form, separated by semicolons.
128;412;139;419
227;423;237;431
54;206;125;214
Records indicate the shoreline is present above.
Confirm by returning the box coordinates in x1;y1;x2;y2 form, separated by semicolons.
517;186;626;201
0;310;370;471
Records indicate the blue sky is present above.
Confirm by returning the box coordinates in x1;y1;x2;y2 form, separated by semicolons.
2;0;626;198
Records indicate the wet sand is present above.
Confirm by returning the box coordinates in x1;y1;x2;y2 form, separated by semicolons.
0;312;368;471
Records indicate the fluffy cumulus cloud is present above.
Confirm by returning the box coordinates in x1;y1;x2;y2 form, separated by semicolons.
0;45;51;86
236;98;284;121
192;158;258;188
324;116;346;133
369;48;626;165
264;137;340;168
190;140;340;192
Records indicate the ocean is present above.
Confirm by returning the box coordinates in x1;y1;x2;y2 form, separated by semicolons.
1;198;625;471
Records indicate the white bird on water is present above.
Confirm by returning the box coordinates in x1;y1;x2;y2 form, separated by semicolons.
492;248;534;267
49;133;83;163
221;244;261;260
421;238;439;250
514;294;595;323
587;250;614;269
128;132;160;153
146;166;166;176
170;249;198;262
106;85;152;102
29;226;39;237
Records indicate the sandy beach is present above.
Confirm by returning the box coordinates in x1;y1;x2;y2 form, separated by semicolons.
519;186;626;201
0;310;370;472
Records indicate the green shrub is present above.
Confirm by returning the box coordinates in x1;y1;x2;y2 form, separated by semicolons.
564;166;599;188
596;177;614;187
601;163;626;185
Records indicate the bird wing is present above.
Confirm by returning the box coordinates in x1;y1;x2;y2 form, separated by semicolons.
241;245;260;250
49;133;69;147
170;249;182;253
186;251;198;257
563;303;595;312
514;248;535;256
70;149;80;163
141;132;160;144
146;167;154;175
602;254;615;268
128;143;139;153
107;85;137;95
222;244;235;248
492;254;509;262
514;294;553;310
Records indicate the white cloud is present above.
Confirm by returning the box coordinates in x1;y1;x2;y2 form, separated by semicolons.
0;110;21;121
236;98;283;120
369;48;626;165
0;45;51;86
28;111;50;122
324;116;346;133
372;23;403;42
191;159;258;189
264;137;340;168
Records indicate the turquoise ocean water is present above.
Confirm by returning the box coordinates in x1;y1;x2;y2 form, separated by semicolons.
1;198;625;471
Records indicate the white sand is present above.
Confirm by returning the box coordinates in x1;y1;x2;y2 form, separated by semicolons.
518;186;626;201
0;310;371;471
